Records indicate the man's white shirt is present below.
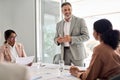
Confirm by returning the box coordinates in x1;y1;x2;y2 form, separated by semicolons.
64;18;72;47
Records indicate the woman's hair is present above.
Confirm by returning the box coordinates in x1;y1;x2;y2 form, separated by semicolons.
94;19;120;49
4;29;16;43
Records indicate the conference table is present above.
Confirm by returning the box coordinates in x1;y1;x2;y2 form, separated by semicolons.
28;63;82;80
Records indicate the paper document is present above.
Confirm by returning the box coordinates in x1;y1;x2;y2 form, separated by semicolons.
16;56;34;65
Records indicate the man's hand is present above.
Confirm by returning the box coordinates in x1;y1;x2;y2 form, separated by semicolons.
57;35;71;44
63;35;71;42
57;37;64;44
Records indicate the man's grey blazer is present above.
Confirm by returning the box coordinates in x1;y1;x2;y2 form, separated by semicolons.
54;15;89;60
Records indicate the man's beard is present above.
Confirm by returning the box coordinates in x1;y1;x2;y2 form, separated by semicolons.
65;15;71;20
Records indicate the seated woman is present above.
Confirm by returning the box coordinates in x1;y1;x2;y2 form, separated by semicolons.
70;19;120;80
0;29;26;62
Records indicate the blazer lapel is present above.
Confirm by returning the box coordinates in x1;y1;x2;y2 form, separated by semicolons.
69;16;76;35
61;20;65;37
15;43;21;57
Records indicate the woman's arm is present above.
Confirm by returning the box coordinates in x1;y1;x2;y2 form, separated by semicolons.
0;47;5;62
70;46;103;80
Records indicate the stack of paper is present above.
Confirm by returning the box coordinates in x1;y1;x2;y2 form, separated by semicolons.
16;56;34;65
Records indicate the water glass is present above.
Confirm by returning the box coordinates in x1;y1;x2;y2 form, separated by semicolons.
59;60;64;75
37;57;42;68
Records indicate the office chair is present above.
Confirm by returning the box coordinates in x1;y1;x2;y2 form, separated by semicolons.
53;53;61;64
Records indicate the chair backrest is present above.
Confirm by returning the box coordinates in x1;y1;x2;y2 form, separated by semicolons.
53;54;61;64
109;74;120;80
0;62;29;80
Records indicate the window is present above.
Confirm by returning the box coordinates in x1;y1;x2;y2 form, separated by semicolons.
36;0;63;63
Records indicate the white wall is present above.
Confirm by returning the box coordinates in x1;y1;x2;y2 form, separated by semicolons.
0;0;14;43
0;0;35;56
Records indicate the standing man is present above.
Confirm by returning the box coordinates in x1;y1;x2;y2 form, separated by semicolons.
54;2;89;66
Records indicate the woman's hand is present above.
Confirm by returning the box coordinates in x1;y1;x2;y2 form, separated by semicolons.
26;62;33;66
69;66;80;77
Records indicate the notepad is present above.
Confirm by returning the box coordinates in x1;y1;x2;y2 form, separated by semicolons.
16;56;34;65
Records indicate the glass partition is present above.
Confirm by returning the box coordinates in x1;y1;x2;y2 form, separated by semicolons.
36;0;63;63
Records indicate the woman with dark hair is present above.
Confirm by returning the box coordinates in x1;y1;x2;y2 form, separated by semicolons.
70;19;120;80
0;29;26;62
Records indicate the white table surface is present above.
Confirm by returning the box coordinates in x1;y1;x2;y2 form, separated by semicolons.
28;63;80;80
